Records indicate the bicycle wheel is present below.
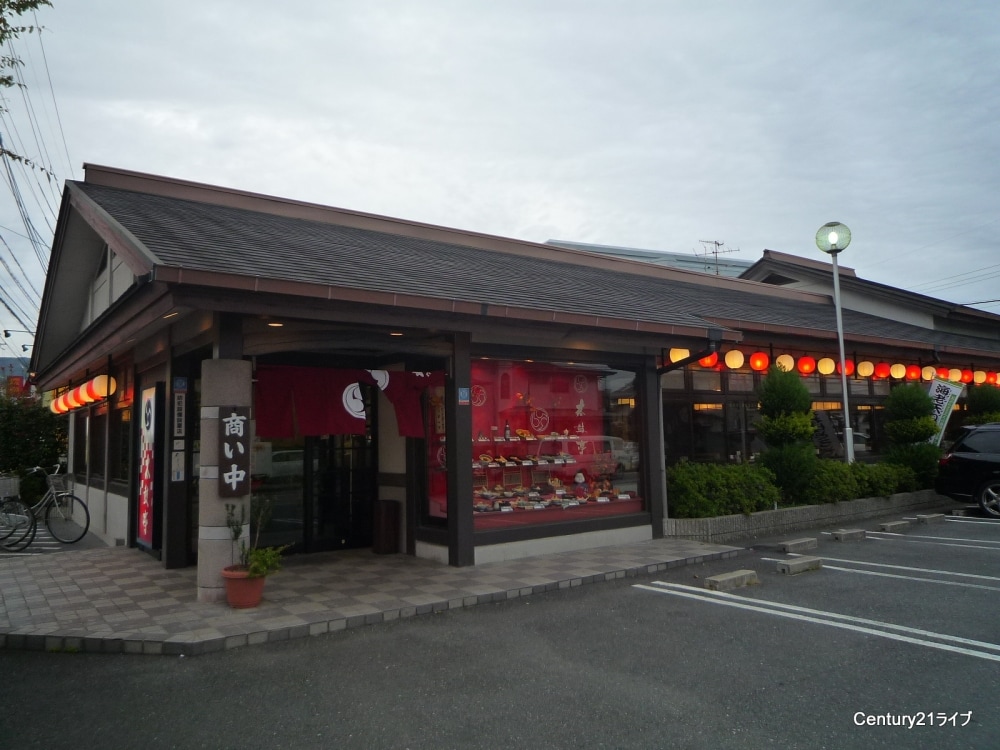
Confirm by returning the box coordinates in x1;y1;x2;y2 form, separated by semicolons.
1;498;37;551
45;494;90;544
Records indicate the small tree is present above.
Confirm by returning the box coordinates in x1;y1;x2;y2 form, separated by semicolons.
882;383;939;489
0;391;66;497
964;385;1000;425
756;365;818;503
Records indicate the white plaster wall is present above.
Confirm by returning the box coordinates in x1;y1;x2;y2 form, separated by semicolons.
473;525;652;564
76;484;129;547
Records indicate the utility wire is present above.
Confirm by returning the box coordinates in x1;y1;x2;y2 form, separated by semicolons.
33;9;73;177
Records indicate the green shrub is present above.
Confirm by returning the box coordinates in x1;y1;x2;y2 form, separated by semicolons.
758;365;811;418
885;463;919;493
964;410;1000;426
851;462;900;497
666;462;780;519
800;459;859;504
757;412;816;448
884;443;940;489
966;385;1000;418
884;384;934;421
883;415;938;445
758;443;819;504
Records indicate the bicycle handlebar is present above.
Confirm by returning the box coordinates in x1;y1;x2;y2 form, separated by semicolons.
28;464;62;475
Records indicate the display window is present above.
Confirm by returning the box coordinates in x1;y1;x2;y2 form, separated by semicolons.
426;359;643;531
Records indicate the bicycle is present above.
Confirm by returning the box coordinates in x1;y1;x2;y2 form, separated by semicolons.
24;466;91;544
1;475;37;551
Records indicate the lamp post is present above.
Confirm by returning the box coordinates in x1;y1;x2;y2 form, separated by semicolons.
816;221;854;463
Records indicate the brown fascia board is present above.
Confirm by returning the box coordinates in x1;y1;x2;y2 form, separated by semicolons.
707;316;1000;363
151;266;740;343
80;163;827;305
67;182;159;273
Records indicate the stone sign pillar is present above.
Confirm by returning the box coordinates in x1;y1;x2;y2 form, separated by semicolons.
197;358;253;603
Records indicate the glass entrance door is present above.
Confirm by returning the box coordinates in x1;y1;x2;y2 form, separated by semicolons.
306;428;377;551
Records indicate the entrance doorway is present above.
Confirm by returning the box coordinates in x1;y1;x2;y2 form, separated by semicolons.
254;384;378;553
305;431;377;551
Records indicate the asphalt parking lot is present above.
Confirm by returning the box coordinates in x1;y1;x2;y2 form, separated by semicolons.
638;506;1000;665
3;505;997;749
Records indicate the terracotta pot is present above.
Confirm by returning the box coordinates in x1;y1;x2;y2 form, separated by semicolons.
221;565;266;608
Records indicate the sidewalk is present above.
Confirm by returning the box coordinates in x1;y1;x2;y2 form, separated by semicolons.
0;537;742;656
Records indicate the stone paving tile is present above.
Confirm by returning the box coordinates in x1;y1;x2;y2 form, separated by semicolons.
0;537;743;655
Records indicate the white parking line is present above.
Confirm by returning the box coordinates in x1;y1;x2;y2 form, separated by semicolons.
634;582;1000;663
782;554;1000;582
642;581;1000;652
839;534;1000;551
946;516;1000;525
867;531;1000;546
820;564;1000;592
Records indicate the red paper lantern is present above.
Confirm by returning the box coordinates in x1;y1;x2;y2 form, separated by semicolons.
960;369;974;383
797;356;816;374
698;352;718;368
937;367;950;380
836;359;855;376
905;365;921;380
749;352;769;371
988;372;998;385
874;362;891;379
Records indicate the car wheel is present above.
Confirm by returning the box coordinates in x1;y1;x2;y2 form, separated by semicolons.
976;480;1000;518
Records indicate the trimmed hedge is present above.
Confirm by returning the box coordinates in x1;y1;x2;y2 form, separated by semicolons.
667;457;921;519
666;462;780;519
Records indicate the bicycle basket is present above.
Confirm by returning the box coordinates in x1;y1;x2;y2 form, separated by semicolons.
46;474;70;493
0;476;19;498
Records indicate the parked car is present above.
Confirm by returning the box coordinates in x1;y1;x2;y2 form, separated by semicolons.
935;423;1000;517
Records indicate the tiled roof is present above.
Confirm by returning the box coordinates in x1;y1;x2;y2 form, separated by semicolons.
75;182;1000;356
76;182;719;333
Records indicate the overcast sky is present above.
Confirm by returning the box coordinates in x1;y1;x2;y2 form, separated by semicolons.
2;0;999;360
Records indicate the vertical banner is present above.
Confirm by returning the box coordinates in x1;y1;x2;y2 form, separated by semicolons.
218;406;251;497
927;378;964;446
137;386;157;549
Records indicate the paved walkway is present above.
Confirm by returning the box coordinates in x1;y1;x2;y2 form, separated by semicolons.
0;537;742;656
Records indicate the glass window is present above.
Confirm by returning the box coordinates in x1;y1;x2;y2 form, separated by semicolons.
727;372;755;392
849;378;870;396
89;407;108;478
108;407;131;482
661;369;685;390
72;412;88;475
467;360;642;531
691;370;722;392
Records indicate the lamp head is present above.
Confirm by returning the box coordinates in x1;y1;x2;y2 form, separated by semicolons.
815;221;851;255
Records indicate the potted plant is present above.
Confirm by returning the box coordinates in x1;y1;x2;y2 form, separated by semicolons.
221;496;288;608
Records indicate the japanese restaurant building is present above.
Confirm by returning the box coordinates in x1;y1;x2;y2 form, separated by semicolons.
29;165;1000;602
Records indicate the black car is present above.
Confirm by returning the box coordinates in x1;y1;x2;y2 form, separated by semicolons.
936;423;1000;517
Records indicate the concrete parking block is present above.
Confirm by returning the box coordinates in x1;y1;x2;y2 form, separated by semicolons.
916;513;946;524
704;569;759;591
832;528;866;541
879;520;910;532
776;556;823;575
779;538;818;553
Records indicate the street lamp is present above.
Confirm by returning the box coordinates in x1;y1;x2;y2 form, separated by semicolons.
816;221;854;463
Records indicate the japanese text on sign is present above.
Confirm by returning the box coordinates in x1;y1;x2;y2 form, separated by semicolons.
218;406;250;497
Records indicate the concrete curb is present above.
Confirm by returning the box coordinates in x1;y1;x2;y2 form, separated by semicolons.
663;490;946;544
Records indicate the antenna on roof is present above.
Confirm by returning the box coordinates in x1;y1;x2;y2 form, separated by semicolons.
695;240;740;275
